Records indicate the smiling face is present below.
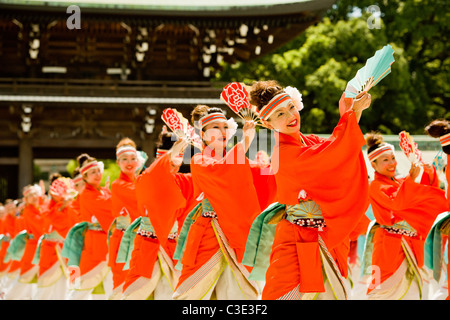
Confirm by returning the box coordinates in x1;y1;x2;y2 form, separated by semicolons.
117;152;139;177
202;121;229;151
84;166;103;188
264;101;301;135
371;151;397;178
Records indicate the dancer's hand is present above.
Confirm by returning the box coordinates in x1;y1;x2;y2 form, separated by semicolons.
409;162;421;181
352;92;371;112
242;120;256;152
169;138;188;165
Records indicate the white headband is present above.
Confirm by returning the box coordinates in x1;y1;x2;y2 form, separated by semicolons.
198;112;228;129
80;160;104;175
368;143;395;162
116;145;137;159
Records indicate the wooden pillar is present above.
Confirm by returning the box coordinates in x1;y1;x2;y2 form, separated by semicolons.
18;136;33;195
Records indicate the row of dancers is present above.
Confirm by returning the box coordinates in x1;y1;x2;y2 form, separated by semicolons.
0;80;448;300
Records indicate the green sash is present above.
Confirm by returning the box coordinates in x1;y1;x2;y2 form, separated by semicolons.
242;203;285;281
173;203;202;271
32;231;64;264
116;216;142;270
6;230;29;262
424;212;450;282
61;222;88;266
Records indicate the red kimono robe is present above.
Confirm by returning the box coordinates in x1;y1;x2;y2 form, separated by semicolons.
38;199;76;278
0;213;16;274
7;214;24;276
176;143;262;289
262;109;369;299
368;170;448;292
78;183;113;275
109;172;138;290
20;203;45;278
123;153;196;289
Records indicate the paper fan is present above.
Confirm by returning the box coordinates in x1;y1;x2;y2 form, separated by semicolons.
345;44;395;98
161;108;203;149
221;82;264;126
399;131;423;164
50;177;78;200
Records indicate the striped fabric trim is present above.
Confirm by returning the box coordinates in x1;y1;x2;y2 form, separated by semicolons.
80;161;99;175
199;112;227;129
211;219;258;289
368;145;394;161
174;250;223;296
116;146;137;159
259;93;291;121
439;132;450;147
72;174;83;184
277;284;304;300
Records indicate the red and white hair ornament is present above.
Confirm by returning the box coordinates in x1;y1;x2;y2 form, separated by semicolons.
80;160;104;175
116;145;137;159
259;92;292;121
439;132;450;147
368;143;395;162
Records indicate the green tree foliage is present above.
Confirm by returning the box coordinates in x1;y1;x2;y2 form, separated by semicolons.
215;0;449;134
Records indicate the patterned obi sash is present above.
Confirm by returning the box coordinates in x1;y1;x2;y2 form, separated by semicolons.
88;222;104;231
201;198;217;219
381;220;417;237
42;230;65;243
136;216;178;240
115;215;130;232
285;199;326;230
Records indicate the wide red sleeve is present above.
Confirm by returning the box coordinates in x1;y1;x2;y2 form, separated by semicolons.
191;143;262;262
135;153;187;247
79;186;113;232
111;177;139;222
23;205;45;238
173;172;198;228
369;176;448;237
249;161;277;211
272;110;369;249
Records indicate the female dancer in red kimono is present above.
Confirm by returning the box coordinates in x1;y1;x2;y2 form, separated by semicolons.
121;130;197;299
34;176;78;299
247;80;371;300
5;185;45;299
0;200;17;297
108;138;140;299
363;132;447;299
424;119;450;299
63;153;113;300
172;105;267;300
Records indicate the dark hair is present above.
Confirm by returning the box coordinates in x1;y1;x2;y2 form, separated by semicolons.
365;131;387;155
191;105;226;130
72;167;81;178
249;80;284;110
156;131;178;151
425;119;450;155
49;172;62;185
76;153;96;168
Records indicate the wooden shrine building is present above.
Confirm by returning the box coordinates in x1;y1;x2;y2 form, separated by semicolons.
0;0;335;201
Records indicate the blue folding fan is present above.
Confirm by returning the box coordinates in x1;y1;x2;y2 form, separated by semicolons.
344;44;395;98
